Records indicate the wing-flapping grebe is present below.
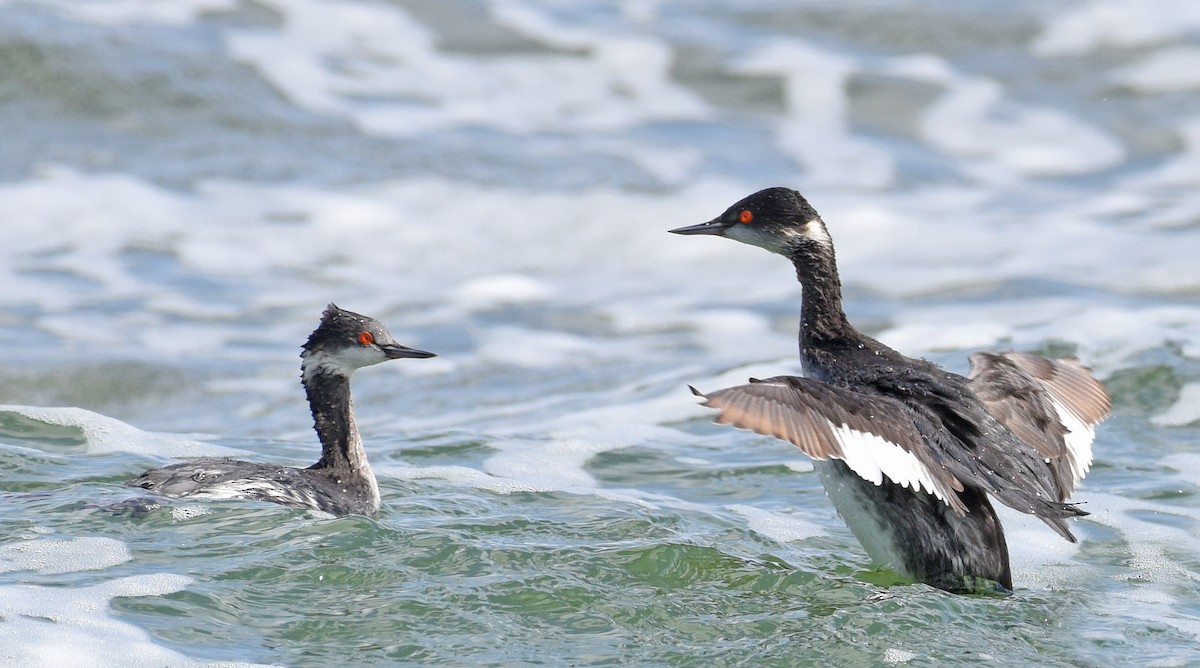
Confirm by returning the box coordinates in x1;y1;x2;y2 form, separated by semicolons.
126;304;435;516
671;187;1110;592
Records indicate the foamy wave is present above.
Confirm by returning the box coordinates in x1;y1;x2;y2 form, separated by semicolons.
914;72;1124;179
1153;384;1200;427
450;274;553;311
1035;1;1200;55
728;504;824;543
226;0;707;137
19;0;236;26
1112;46;1200;93
0;405;241;458
0;532;274;667
5;165;1195;376
0;571;277;667
0;535;129;574
998;505;1085;589
736;40;894;188
383;463;550;495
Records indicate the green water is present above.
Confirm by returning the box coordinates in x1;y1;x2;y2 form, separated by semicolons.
3;375;1194;667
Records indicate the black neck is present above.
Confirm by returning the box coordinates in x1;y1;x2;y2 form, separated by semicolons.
786;242;855;349
303;369;368;476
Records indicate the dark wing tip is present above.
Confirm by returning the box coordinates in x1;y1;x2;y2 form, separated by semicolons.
688;385;718;408
1066;499;1089;518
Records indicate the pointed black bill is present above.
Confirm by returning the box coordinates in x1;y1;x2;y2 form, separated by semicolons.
380;343;436;359
668;217;733;236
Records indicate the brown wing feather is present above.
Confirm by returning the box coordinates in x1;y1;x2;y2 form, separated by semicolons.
1003;352;1111;425
691;378;968;514
968;352;1066;460
968;351;1111;499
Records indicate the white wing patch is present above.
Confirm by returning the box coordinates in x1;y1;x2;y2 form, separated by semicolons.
825;419;951;505
189;480;286;501
189;479;328;510
1049;397;1095;486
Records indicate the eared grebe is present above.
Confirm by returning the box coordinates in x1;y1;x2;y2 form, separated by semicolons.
126;304;435;516
670;187;1110;593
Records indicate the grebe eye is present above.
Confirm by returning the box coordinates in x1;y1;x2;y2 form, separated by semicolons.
738;210;753;224
358;331;374;345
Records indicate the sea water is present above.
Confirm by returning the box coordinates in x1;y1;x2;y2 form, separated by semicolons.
2;0;1200;665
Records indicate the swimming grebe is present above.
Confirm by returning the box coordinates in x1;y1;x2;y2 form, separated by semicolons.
670;187;1110;593
126;304;435;516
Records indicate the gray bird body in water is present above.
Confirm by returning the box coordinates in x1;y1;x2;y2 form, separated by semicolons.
126;304;435;517
671;187;1110;593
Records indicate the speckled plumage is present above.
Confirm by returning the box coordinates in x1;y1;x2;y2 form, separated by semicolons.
126;304;435;517
672;187;1110;592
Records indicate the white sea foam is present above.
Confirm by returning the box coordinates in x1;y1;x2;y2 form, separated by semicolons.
918;77;1124;179
450;274;553;311
1070;492;1200;640
880;52;1126;179
1162;453;1200;488
727;504;824;543
0;0;1197;659
784;460;816;474
478;389;700;489
1152;383;1200;427
883;648;917;664
1126;119;1200;233
384;463;550;495
0;405;242;458
14;0;236;25
998;505;1085;589
170;504;215;521
226;0;707;138
0;532;274;667
1035;1;1200;55
736;40;894;188
0;573;275;667
1101;588;1200;642
474;327;601;370
381;384;705;506
877;320;1013;356
5;166;1194;367
0;536;130;574
1080;492;1200;585
1112;46;1200;93
874;297;1196;369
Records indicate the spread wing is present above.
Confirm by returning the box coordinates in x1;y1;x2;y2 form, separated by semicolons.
691;376;968;514
968;351;1111;498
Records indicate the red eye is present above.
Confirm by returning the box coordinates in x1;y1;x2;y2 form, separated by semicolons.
358;331;374;345
738;210;753;224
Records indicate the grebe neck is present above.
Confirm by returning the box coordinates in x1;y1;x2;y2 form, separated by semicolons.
785;242;855;350
302;364;377;502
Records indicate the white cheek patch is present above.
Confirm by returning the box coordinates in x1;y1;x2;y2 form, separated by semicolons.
302;346;384;379
826;420;950;505
723;216;830;254
1049;397;1095;486
725;223;784;252
802;218;832;247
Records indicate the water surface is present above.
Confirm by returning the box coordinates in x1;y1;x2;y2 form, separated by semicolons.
2;0;1200;665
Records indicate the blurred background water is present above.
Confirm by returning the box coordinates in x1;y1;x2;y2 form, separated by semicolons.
2;0;1200;665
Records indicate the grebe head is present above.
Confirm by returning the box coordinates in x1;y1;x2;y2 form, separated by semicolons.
302;304;435;379
668;187;830;256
